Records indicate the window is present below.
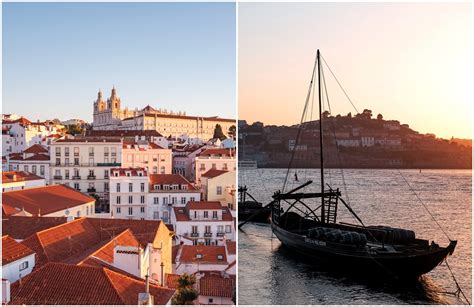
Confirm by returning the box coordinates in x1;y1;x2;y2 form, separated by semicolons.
212;163;216;169
212;211;218;219
55;147;61;156
19;261;28;271
217;254;224;260
56;158;60;166
172;197;177;204
24;165;29;172
40;165;45;175
205;225;211;233
104;170;109;178
153;155;158;162
190;197;195;202
192;225;198;234
194;211;197;218
181;197;186;204
223;163;228;170
65;158;69;165
89;147;94;156
104;182;109;191
116;183;121;192
200;163;205;171
74;147;79;156
217;186;222;195
74;158;79;166
65;170;70;179
153;197;159;204
77;211;81;217
129;183;133;192
208;298;214;304
217;225;224;234
86;206;89;216
89;158;94;165
116;207;121;214
204;211;208;218
116;196;121;204
163;197;168;205
160;154;165;162
153;211;159;219
104;147;109;156
128;207;133;215
141;183;145;192
65;147;69;156
163;211;169;221
140;195;145;204
32;165;37;174
140;207;145;213
74;183;80;190
153;166;158;174
128;196;133;204
225;225;231;233
111;147;117;156
160;166;165;174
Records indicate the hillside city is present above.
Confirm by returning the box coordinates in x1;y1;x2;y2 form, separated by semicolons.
2;87;236;305
239;109;472;169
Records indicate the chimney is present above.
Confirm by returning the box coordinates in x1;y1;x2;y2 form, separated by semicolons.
2;279;10;304
138;270;154;305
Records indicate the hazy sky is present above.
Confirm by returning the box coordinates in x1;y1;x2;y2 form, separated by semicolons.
239;2;472;139
3;2;236;122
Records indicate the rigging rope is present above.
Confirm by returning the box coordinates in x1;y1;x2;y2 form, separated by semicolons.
445;259;471;305
396;169;451;241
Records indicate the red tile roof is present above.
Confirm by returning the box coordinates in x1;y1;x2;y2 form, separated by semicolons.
2;117;32;126
225;241;236;255
23;144;48;154
2;235;35;265
10;153;50;161
20;218;169;269
122;140;165;149
2;185;95;216
165;273;181;289
178;245;227;264
2;216;68;240
55;137;122;143
201;169;229;178
198;148;235;157
2;171;44;184
187;201;223;210
86;129;163;138
82;229;140;264
9;262;175;305
110;167;148;177
173;206;234;222
199;274;234;298
149;174;197;191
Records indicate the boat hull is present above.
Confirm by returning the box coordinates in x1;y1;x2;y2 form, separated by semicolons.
272;223;456;280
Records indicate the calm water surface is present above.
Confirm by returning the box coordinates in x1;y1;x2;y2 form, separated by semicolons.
238;169;471;305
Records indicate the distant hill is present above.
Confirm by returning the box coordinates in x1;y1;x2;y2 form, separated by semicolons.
239;111;472;169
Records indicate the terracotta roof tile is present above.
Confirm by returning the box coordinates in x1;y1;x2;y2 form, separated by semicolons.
149;174;197;191
173;205;234;222
2;216;68;240
178;245;227;264
165;273;181;289
199;274;234;298
2;185;95;216
9;262;175;305
110;167;148;177
2;235;35;265
86;129;163;138
201;169;229;178
2;171;44;184
23;144;48;154
198;148;235;157
225;241;236;255
186;201;223;210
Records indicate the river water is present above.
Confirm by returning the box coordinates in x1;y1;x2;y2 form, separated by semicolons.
238;168;471;305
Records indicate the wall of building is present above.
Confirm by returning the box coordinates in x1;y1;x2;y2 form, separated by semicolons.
2;254;35;283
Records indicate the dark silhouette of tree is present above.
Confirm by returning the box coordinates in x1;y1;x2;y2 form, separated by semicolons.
362;109;373;119
228;125;236;139
347;112;352;118
213;124;227;140
322;111;330;119
377;113;383;121
171;274;198;305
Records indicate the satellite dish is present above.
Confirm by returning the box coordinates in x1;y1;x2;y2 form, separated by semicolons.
65;210;70;215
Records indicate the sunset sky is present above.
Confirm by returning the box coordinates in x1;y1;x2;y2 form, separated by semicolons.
239;2;472;139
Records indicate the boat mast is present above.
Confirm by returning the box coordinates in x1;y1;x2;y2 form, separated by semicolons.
317;49;325;223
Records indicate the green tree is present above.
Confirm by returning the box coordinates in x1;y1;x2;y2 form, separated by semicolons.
171;274;198;305
66;124;84;136
213;124;227;141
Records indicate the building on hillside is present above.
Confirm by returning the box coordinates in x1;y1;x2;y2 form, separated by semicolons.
148;174;201;223
109;168;148;220
200;170;236;207
121;140;172;174
171;201;235;245
49;138;122;211
2;171;46;192
172;144;208;181
7;144;50;183
1;117;63;155
2;185;95;218
2;235;35;283
92;87;235;140
5;263;175;305
194;148;235;186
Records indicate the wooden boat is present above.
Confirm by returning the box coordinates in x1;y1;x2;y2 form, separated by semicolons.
238;186;270;223
269;50;457;280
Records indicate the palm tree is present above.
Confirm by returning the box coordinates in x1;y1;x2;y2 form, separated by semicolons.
171;273;198;305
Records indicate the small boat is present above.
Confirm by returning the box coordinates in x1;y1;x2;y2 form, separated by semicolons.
238;186;270;223
269;50;457;280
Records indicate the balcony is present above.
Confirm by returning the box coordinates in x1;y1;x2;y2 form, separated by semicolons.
89;153;95;157
72;175;81;180
190;233;199;237
97;162;121;167
104;175;109;179
87;188;96;193
87;175;96;180
216;232;225;237
204;232;213;237
53;175;63;180
55;153;61;157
